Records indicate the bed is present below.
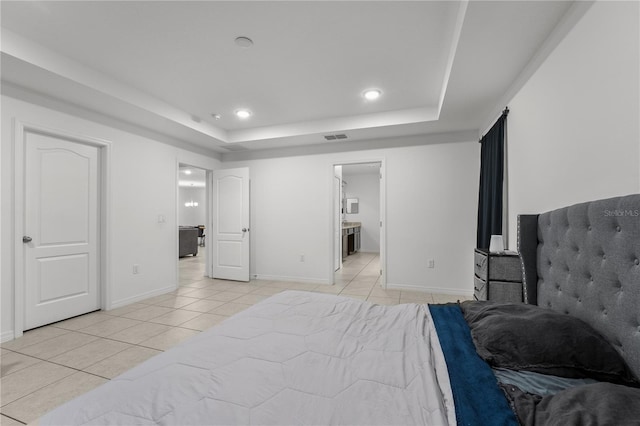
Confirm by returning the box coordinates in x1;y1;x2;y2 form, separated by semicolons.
36;194;640;425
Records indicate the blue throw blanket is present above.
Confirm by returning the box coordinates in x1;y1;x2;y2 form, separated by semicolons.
429;304;519;426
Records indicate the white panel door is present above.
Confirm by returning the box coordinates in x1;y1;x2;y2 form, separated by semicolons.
24;133;100;330
212;167;250;282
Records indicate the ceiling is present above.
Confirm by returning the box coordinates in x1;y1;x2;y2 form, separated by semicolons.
1;1;577;156
179;166;207;188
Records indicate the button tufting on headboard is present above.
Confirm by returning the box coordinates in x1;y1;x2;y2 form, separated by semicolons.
518;194;640;381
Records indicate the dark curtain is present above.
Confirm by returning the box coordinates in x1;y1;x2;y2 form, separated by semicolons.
476;113;507;249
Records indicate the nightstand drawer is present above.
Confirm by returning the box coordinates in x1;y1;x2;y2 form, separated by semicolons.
474;276;487;301
489;256;522;282
474;251;488;280
474;249;522;282
488;281;523;303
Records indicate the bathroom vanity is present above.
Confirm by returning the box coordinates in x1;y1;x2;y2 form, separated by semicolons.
342;222;361;259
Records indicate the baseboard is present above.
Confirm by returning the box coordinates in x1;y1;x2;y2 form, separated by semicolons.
109;284;176;310
1;286;176;342
253;274;330;286
1;330;15;343
386;282;473;297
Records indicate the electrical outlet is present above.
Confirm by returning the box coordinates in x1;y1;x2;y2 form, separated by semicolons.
300;254;305;262
133;264;139;274
427;259;435;268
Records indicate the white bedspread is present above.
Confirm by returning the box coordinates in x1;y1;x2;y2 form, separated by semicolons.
38;291;456;425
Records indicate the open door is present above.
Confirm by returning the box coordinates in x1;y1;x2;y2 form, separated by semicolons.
211;167;250;281
334;175;342;271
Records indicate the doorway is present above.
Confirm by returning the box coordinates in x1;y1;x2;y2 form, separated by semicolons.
332;160;385;288
177;164;208;286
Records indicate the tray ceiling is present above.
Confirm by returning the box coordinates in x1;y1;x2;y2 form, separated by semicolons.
1;1;576;155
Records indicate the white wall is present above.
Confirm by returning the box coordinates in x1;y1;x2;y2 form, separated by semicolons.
179;186;206;226
505;0;640;248
342;171;380;253
224;138;479;294
238;156;332;284
1;95;221;341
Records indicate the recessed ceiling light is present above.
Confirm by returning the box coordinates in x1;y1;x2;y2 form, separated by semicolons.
235;109;252;119
184;169;192;175
363;89;382;101
211;113;222;120
235;36;254;48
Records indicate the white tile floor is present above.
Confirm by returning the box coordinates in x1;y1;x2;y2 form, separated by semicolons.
0;249;469;424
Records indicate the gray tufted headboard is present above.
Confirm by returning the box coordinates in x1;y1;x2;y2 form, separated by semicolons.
518;194;640;380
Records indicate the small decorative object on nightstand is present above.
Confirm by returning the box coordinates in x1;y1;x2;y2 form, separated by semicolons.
488;235;505;253
474;248;523;303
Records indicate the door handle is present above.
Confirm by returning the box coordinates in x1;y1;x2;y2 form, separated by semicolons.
23;236;32;243
242;228;249;232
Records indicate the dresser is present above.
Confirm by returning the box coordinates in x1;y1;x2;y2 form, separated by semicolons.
473;248;523;303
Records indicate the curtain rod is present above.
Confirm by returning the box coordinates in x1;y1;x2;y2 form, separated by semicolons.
479;106;509;142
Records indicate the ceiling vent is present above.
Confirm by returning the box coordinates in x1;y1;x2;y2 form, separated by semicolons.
324;134;348;141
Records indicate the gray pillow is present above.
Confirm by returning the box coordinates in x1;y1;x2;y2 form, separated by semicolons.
461;301;638;386
501;382;640;426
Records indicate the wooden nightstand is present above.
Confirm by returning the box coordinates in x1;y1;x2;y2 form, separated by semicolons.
474;248;523;303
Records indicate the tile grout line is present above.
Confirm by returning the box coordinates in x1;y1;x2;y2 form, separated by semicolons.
1;413;27;425
0;362;110;420
336;254;379;299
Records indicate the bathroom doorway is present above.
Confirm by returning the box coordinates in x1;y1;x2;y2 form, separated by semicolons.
332;160;385;288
